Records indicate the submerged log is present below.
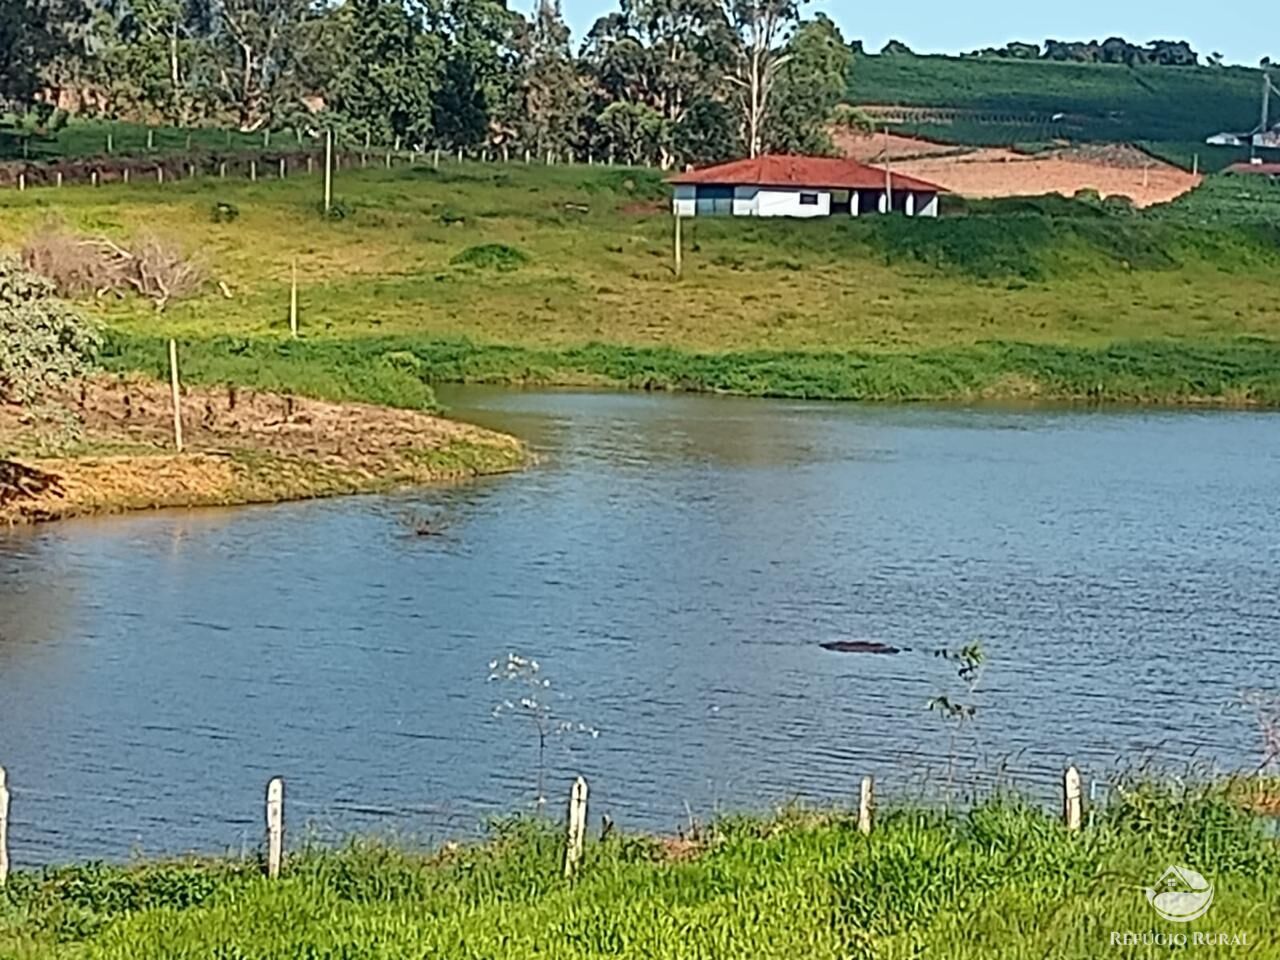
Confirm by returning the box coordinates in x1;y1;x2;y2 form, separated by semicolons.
0;460;65;508
820;640;903;656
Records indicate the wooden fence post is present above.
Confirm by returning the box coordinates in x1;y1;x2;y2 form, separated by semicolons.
673;212;683;278
250;160;257;182
147;128;155;151
858;776;874;835
219;161;227;179
279;158;286;178
1063;766;1083;832
91;170;99;187
265;777;284;878
168;339;184;453
563;776;589;878
0;766;9;886
156;166;163;184
289;260;299;338
324;129;333;214
56;171;63;188
17;173;24;192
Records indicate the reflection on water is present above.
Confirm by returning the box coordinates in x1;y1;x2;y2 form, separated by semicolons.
1;388;1279;863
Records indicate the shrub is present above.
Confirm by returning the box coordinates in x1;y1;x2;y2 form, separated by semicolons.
449;244;529;271
22;223;206;311
0;256;102;405
210;201;240;223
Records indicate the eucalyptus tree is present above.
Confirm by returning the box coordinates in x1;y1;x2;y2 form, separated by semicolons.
330;0;440;146
214;0;329;131
76;0;219;124
719;0;805;157
0;0;88;112
582;0;728;168
424;0;520;148
762;13;849;155
509;0;585;156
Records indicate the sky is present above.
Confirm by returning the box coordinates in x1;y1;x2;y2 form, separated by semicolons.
556;0;1271;68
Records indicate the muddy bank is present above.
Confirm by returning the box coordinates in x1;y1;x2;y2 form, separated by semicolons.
0;377;526;524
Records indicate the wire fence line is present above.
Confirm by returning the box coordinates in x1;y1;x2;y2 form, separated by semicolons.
0;761;1110;883
2;139;651;191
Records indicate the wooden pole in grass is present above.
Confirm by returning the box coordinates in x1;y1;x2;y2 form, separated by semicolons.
859;776;874;835
1193;154;1200;176
17;173;24;192
147;128;154;151
323;129;333;215
168;339;184;453
673;212;683;278
0;766;9;886
1064;766;1083;831
265;777;284;879
563;776;589;878
289;259;299;338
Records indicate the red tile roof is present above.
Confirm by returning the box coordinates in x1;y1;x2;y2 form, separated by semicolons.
669;154;945;193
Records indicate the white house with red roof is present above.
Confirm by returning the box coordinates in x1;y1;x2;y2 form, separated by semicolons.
669;155;945;219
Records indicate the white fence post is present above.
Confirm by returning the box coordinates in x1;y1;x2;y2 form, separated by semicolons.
266;776;284;878
0;766;9;886
1064;766;1083;831
563;776;589;878
859;776;874;835
168;339;184;453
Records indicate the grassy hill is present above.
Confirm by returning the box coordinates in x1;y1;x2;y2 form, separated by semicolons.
3;161;1280;405
849;53;1268;154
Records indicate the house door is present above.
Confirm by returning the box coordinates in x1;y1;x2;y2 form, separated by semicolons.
695;186;734;216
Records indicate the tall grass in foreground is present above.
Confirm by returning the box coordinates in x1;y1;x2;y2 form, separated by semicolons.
0;786;1275;959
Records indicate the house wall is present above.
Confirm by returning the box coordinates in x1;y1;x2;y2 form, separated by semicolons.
755;188;831;218
672;184;696;218
733;185;760;216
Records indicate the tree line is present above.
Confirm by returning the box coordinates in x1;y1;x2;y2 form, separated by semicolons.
0;0;856;168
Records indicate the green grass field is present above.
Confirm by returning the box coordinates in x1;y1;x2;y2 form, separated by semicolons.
4;162;1280;406
0;117;317;162
0;787;1275;959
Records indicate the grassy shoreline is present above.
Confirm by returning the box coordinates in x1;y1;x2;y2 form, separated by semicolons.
106;332;1280;407
1;787;1276;958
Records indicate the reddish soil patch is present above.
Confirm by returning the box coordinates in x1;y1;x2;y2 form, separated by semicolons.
834;132;1201;208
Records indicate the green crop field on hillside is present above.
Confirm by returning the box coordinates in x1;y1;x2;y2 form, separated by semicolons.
848;54;1273;164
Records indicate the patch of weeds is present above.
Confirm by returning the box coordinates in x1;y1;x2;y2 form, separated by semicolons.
450;244;529;271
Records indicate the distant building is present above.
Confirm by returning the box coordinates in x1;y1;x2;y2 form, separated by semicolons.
669;155;946;219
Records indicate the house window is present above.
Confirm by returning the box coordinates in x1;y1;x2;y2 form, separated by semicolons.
799;192;820;206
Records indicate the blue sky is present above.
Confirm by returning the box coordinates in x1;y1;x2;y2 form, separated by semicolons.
556;1;1271;68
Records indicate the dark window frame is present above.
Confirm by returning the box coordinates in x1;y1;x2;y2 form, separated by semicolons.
799;192;821;206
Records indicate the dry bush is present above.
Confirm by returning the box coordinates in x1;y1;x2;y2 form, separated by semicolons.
21;222;122;297
22;222;206;310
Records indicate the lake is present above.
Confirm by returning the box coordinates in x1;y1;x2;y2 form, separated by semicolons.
1;388;1278;864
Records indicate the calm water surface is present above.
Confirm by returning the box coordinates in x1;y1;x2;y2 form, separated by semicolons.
1;389;1278;863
